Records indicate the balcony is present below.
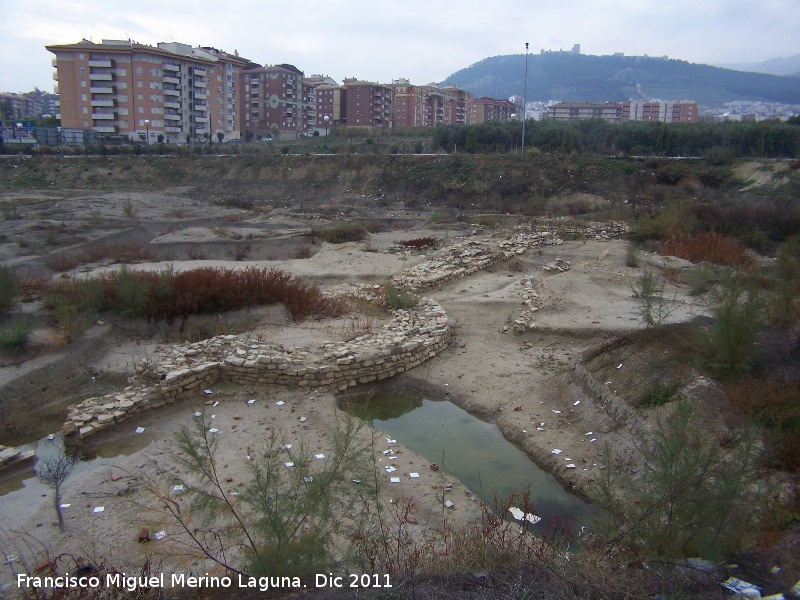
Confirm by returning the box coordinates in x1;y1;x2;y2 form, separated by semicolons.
165;126;181;133
194;116;208;123
164;113;181;120
92;113;116;120
90;86;114;94
51;58;57;67
52;72;58;81
195;127;208;134
163;63;180;71
89;73;113;81
91;99;114;107
88;59;112;68
164;101;180;109
164;89;180;96
163;76;179;85
193;91;208;100
93;125;117;133
192;67;207;76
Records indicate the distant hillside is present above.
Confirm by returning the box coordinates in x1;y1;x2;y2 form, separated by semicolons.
717;53;800;76
441;53;800;106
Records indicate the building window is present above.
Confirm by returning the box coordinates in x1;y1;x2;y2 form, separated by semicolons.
118;68;126;76
137;80;143;88
82;107;88;114
81;93;87;101
136;66;142;75
78;53;85;60
118;82;127;89
80;80;87;88
138;106;144;113
137;93;143;100
79;66;86;74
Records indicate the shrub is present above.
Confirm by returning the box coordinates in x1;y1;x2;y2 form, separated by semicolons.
768;235;800;327
632;270;673;327
661;232;753;267
397;237;437;250
625;243;640;268
294;245;313;259
0;266;20;312
321;223;368;244
383;280;416;310
699;276;763;377
0;316;31;350
639;381;681;407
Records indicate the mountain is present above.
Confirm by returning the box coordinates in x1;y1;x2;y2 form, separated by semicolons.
441;52;800;106
716;54;800;76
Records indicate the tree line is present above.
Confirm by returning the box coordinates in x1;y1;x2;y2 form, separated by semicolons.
432;118;800;159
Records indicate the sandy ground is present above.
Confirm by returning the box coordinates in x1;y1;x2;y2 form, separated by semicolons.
0;194;707;589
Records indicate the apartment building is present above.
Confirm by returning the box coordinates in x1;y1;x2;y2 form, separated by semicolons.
240;64;313;138
622;101;698;123
342;80;393;129
390;80;474;128
544;101;698;123
471;97;518;123
46;39;250;143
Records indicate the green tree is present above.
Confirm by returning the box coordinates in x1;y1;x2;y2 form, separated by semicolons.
464;127;478;153
217;131;225;144
559;125;575;154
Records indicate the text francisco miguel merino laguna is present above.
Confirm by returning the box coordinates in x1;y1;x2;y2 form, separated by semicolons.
18;572;393;592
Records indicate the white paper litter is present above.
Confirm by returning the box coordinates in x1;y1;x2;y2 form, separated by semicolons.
208;428;219;433
390;477;401;483
285;462;295;468
409;472;420;478
573;400;581;406
47;434;54;440
299;417;307;422
275;401;285;406
444;500;454;508
93;507;104;513
154;531;166;540
585;432;593;436
60;504;71;509
204;390;213;395
552;410;561;414
552;449;562;455
135;427;145;433
590;439;597;442
247;399;256;404
385;466;397;473
616;364;622;369
172;485;184;492
315;454;325;459
509;507;542;524
283;444;292;449
193;411;202;417
212;401;219;406
304;477;313;483
536;427;545;431
386;438;397;444
722;578;762;597
565;464;576;469
381;450;391;455
210;415;215;419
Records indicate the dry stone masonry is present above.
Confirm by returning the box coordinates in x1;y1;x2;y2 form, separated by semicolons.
62;299;451;441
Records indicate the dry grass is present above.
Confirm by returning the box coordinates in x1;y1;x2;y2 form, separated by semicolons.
43;242;153;272
661;232;753;267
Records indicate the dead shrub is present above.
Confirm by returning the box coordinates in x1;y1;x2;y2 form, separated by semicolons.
186;244;207;260
397;237;437;250
294;245;313;259
229;243;252;261
661;232;753;267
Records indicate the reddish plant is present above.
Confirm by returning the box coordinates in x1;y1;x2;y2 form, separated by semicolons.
661;231;753;267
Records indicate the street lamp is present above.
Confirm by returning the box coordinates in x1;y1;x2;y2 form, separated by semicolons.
57;126;61;153
522;42;529;155
15;123;23;151
323;115;330;137
510;113;517;152
144;119;150;150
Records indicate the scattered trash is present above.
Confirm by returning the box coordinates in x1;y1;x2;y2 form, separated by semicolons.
138;528;149;543
193;411;202;417
790;579;800;597
566;464;576;469
390;477;401;483
208;428;219;433
385;466;397;473
212;401;219;407
722;578;761;598
386;438;397;444
283;444;292;449
573;400;581;406
430;463;439;471
352;479;362;484
225;477;233;483
406;516;418;524
509;507;542;525
46;434;54;441
304;477;313;483
247;399;256;405
409;473;420;478
59;504;70;509
444;500;455;509
204;390;213;395
93;507;104;513
771;566;782;575
172;485;184;492
299;417;307;423
111;475;122;481
762;594;786;600
536;427;545;431
315;454;325;459
275;401;285;406
513;406;522;411
552;449;562;455
585;432;593;436
616;364;623;369
590;439;597;442
154;531;166;541
552;410;562;414
285;462;294;468
135;427;145;434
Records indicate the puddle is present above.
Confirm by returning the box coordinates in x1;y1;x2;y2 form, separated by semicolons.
339;390;599;533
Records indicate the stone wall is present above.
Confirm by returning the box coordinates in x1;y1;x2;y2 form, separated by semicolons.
62;299;451;440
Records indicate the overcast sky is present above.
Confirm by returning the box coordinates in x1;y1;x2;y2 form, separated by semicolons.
1;0;799;93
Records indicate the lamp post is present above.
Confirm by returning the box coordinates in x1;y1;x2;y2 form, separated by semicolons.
510;113;517;152
57;126;61;153
522;42;529;155
144;119;150;151
15;122;23;151
323;115;330;137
